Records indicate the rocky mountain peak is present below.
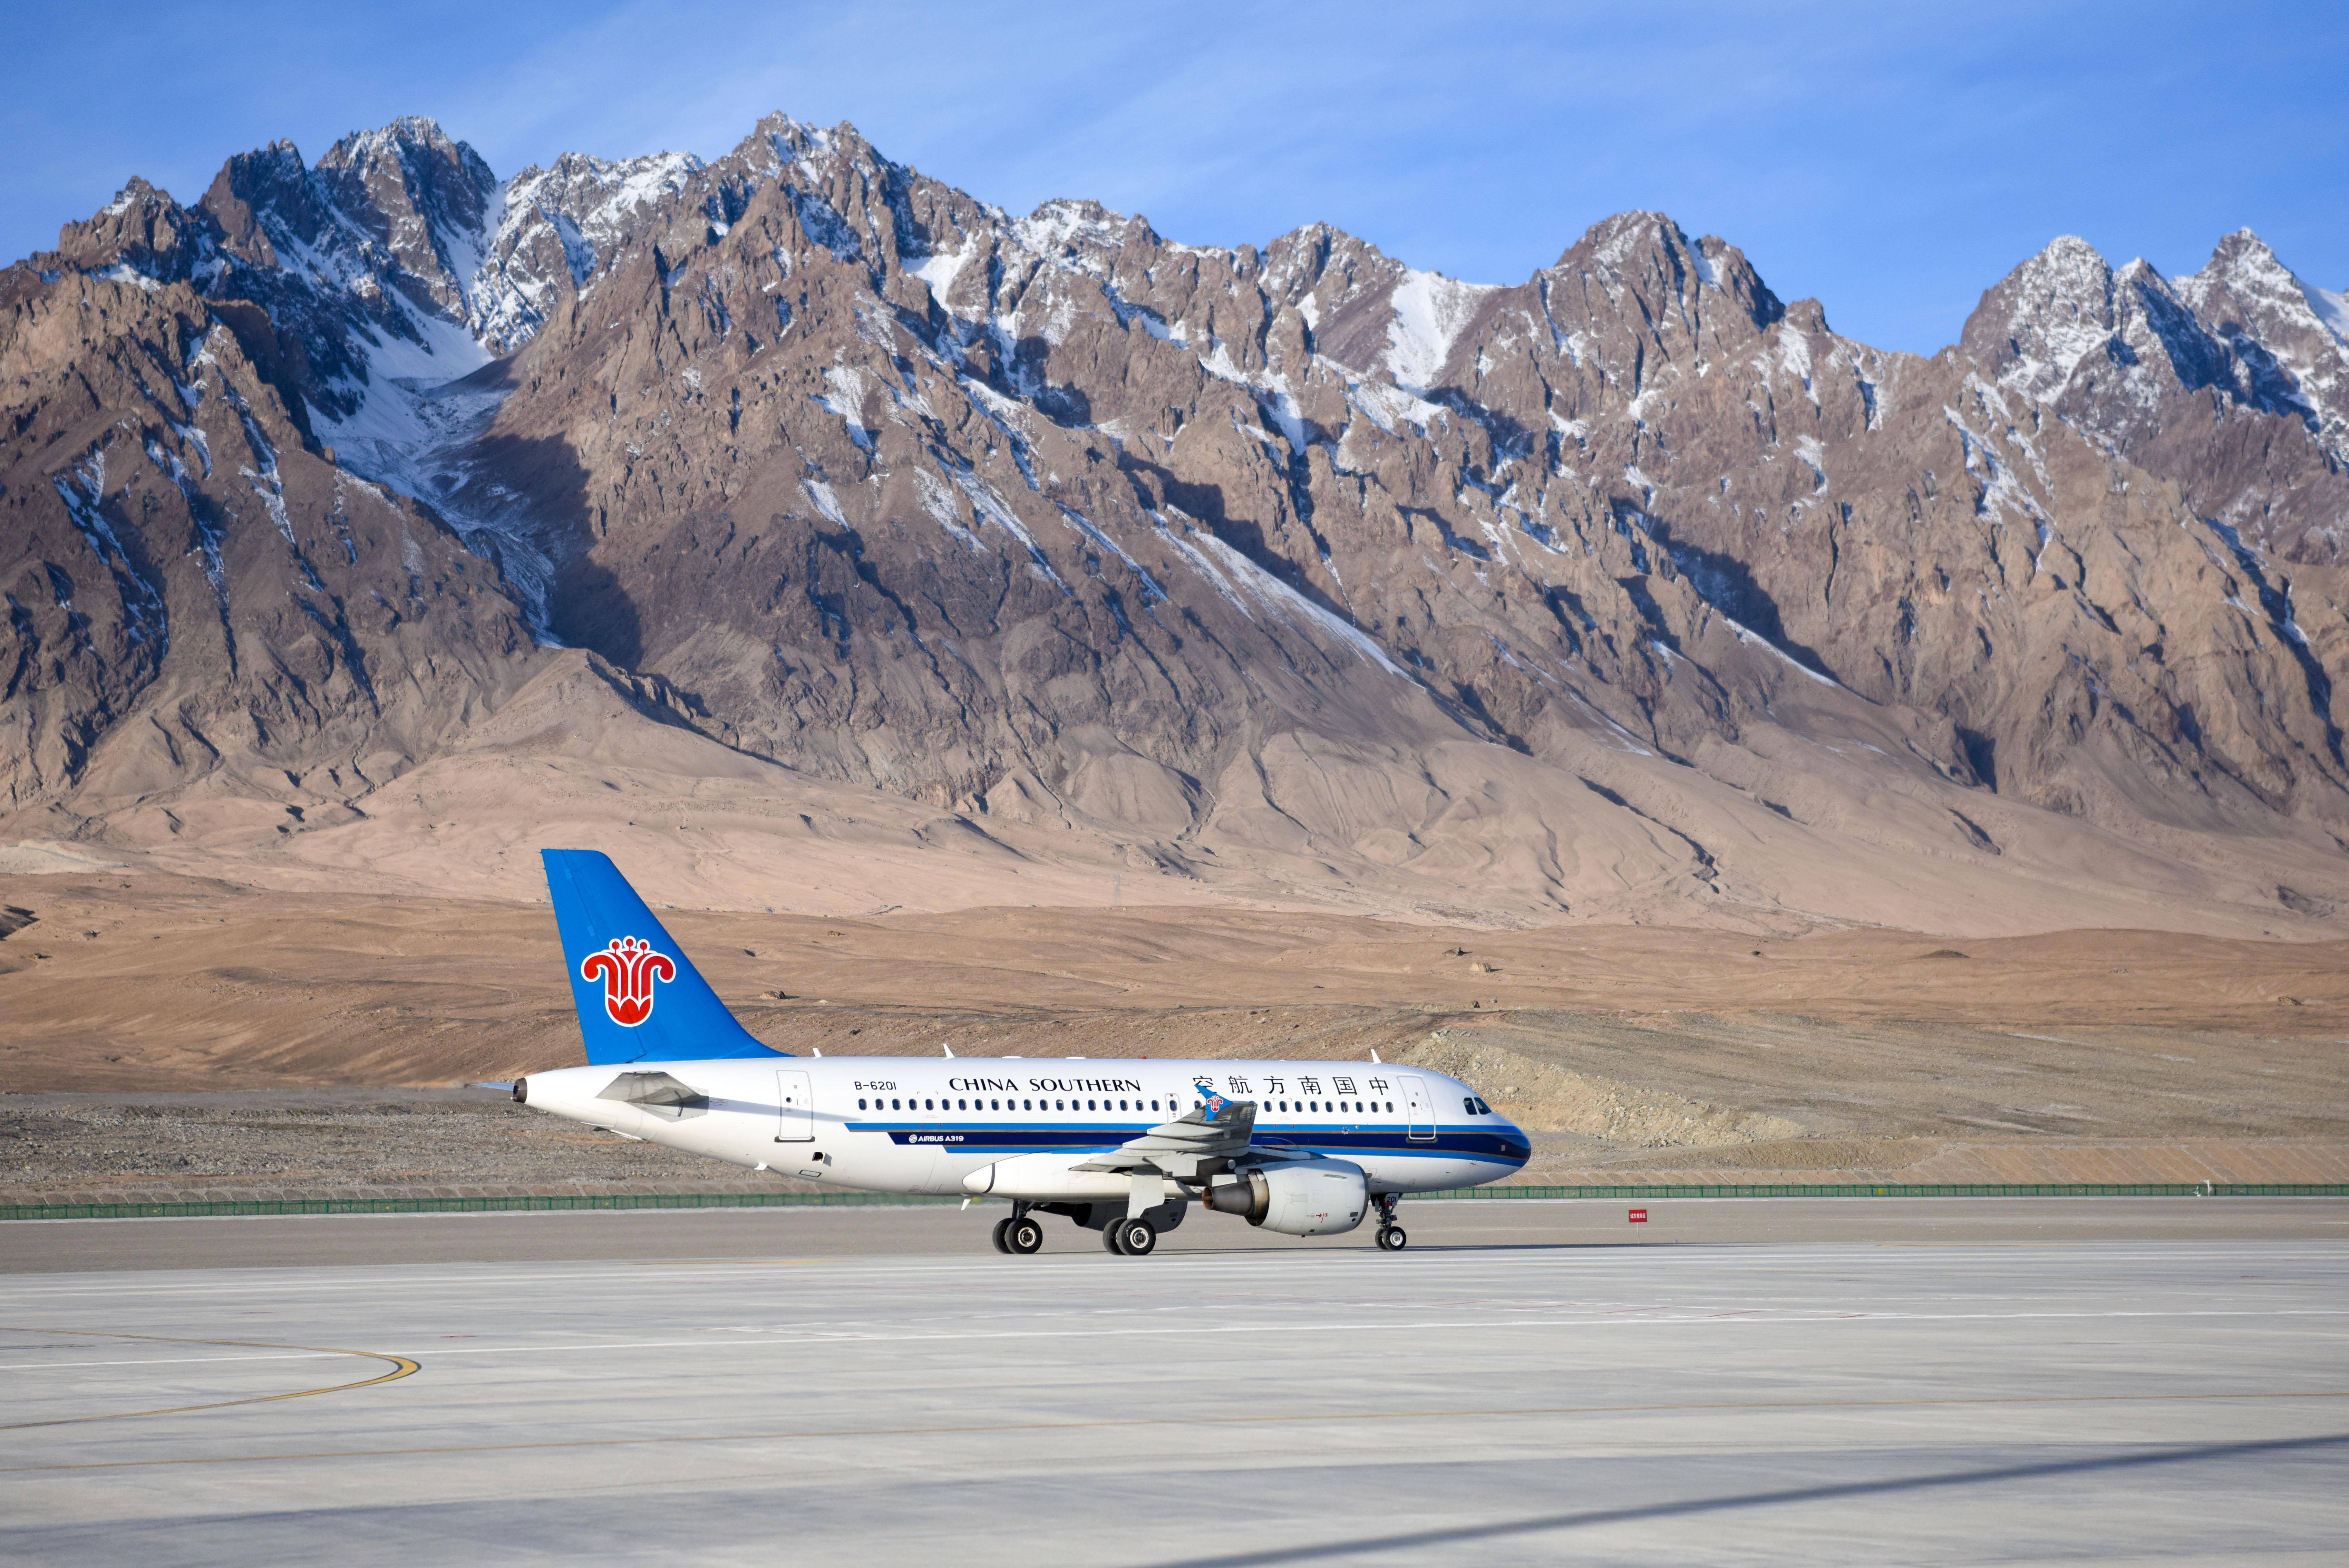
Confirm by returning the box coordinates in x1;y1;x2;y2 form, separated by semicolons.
44;177;217;284
9;110;2349;937
1547;213;1784;342
717;113;890;203
199;139;330;267
313;117;497;320
473;146;703;352
2178;228;2349;462
1962;234;2125;402
1567;209;1691;269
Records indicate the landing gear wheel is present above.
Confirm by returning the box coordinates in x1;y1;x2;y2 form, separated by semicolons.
1103;1222;1127;1254
1004;1217;1044;1254
1115;1218;1159;1256
991;1217;1013;1254
1376;1225;1408;1251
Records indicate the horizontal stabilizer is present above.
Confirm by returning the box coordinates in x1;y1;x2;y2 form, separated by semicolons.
595;1070;708;1108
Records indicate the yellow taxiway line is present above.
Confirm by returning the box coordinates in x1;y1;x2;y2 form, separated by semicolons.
0;1325;418;1431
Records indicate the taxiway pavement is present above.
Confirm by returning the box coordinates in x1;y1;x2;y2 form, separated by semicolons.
1;1204;2344;1565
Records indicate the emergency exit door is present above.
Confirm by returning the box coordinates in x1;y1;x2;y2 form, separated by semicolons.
1402;1076;1435;1142
775;1070;814;1141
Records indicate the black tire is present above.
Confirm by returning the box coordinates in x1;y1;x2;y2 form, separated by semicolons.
1103;1221;1127;1254
1005;1217;1045;1254
1377;1225;1408;1251
1117;1218;1158;1256
991;1217;1013;1254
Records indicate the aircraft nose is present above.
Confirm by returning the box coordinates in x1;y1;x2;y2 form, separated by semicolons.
1497;1117;1532;1164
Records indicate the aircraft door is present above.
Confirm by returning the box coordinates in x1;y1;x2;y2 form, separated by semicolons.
1402;1076;1435;1142
775;1070;814;1142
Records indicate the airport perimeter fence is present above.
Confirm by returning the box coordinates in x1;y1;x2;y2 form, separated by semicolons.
5;1180;2347;1221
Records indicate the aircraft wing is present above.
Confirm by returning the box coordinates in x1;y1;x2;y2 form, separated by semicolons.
1070;1097;1257;1178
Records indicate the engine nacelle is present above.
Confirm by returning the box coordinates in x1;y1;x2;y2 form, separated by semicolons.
1204;1159;1368;1236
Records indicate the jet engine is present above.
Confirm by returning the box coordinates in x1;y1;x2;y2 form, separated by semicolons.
1203;1159;1368;1236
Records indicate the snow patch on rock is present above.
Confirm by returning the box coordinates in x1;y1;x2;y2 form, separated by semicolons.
1386;269;1496;395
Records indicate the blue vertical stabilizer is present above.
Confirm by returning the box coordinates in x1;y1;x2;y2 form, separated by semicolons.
542;849;786;1065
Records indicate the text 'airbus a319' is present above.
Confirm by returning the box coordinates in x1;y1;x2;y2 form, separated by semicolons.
513;850;1532;1255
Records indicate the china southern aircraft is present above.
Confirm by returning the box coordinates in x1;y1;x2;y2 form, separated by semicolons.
514;850;1531;1254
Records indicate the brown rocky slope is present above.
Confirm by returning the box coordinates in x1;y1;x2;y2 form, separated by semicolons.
4;115;2347;936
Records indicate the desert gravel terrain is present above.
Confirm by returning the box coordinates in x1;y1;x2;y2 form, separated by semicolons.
3;871;2344;1199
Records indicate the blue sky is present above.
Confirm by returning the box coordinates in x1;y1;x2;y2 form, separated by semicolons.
4;1;2342;354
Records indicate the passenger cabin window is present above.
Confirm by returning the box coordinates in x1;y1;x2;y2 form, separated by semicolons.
925;1098;935;1110
857;1097;868;1110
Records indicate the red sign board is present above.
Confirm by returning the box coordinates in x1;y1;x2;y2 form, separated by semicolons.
1628;1208;1648;1223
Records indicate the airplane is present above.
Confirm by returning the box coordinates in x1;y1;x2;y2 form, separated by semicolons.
512;850;1532;1255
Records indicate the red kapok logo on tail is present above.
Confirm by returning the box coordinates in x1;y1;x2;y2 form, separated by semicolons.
580;936;676;1026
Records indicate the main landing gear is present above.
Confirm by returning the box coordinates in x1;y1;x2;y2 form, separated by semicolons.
989;1197;1408;1254
1372;1192;1407;1251
992;1212;1044;1255
993;1199;1173;1256
1103;1216;1159;1255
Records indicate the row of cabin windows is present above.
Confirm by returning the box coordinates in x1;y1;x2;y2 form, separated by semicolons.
853;1096;1404;1115
857;1096;1183;1113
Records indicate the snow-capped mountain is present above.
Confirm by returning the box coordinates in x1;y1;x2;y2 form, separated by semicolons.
5;114;2347;933
1956;229;2349;562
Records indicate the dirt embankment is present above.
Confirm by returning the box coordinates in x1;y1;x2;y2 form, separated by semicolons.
1402;1030;1805;1147
2;874;2346;1197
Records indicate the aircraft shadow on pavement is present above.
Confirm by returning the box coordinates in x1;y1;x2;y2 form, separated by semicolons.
1137;1430;2349;1568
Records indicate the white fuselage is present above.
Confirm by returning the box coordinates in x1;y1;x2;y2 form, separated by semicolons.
519;1055;1531;1198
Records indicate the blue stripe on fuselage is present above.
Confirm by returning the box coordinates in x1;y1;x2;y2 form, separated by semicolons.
845;1122;1528;1165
